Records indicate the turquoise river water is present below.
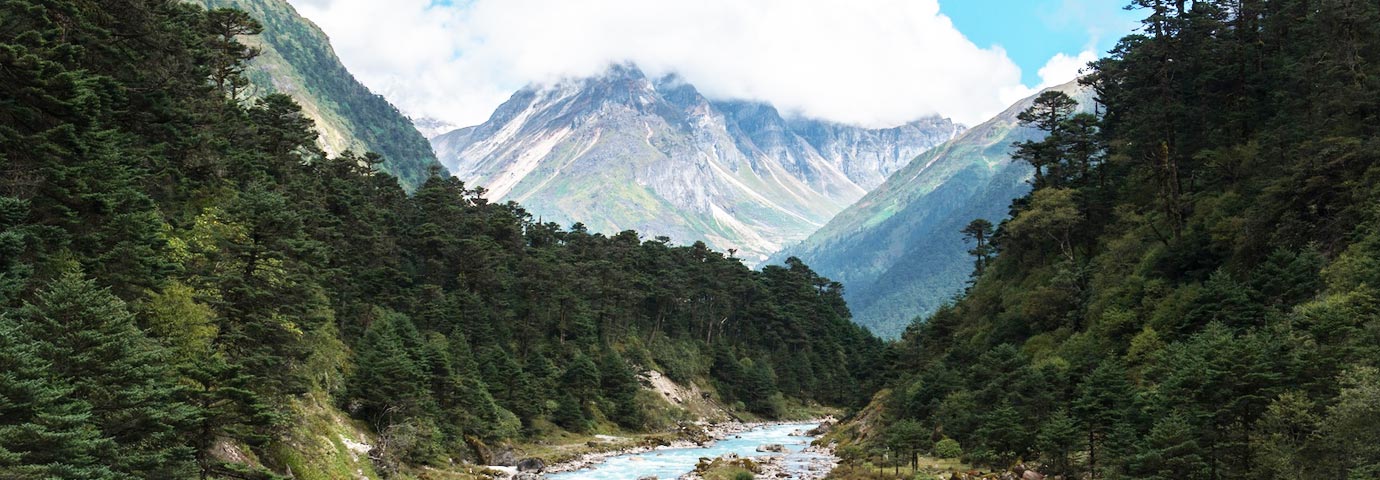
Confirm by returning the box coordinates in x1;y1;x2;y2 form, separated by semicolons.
545;423;827;479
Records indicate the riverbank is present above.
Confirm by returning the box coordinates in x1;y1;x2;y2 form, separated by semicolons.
679;443;837;480
540;421;788;474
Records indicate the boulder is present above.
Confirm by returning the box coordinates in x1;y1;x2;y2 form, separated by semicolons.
637;476;658;480
515;457;545;472
1022;471;1045;480
805;421;835;436
490;444;518;466
755;444;786;453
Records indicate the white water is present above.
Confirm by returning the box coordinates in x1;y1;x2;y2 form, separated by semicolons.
545;423;827;479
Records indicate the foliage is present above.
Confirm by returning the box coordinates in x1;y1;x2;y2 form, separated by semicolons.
0;1;880;477
863;1;1380;479
933;438;962;459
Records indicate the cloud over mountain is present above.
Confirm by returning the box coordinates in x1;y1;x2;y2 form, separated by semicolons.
289;0;1097;128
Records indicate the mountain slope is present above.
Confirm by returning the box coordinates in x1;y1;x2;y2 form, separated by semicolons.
432;66;960;263
771;80;1093;337
199;0;443;190
834;4;1380;478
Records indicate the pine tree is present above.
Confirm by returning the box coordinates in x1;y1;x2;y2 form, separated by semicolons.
0;314;114;479
962;219;995;279
599;352;644;429
561;353;602;407
25;269;196;478
1127;412;1208;480
180;354;277;479
1037;409;1082;475
348;312;430;426
1013;91;1079;188
885;419;928;471
1074;359;1134;479
0;197;34;305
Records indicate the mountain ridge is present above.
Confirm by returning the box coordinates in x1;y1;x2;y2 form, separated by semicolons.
432;65;962;263
198;0;444;190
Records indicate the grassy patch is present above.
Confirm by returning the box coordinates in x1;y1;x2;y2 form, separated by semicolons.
694;456;761;480
263;391;382;480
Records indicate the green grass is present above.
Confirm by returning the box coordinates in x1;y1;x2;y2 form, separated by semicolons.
264;391;382;480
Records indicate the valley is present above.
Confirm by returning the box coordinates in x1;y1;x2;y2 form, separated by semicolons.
3;1;1378;480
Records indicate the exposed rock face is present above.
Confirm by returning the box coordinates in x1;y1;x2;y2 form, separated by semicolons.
432;65;960;264
769;80;1097;337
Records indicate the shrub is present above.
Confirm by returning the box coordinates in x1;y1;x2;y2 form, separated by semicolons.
934;437;963;459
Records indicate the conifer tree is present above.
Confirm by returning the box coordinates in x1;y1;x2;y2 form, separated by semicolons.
348;312;430;426
0;315;113;479
1074;359;1134;478
25;270;196;478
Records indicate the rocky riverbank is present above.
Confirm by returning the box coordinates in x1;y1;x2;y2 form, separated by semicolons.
539;421;772;475
677;443;838;480
534;420;838;479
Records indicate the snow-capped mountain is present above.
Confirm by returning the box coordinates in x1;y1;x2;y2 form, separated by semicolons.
432;65;961;263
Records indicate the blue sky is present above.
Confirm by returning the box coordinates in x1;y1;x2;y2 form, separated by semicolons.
941;0;1142;85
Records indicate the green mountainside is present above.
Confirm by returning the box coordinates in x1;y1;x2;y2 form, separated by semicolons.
196;0;443;190
0;2;878;479
771;81;1094;338
834;1;1380;479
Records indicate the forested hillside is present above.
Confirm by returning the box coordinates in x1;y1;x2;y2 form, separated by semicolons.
843;1;1380;479
771;81;1093;338
196;0;443;190
0;2;880;478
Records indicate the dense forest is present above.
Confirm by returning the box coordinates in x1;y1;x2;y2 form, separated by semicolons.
0;1;881;478
855;1;1380;479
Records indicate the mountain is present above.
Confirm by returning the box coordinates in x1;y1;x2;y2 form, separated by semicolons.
770;80;1094;338
432;65;961;263
199;0;443;190
410;116;462;139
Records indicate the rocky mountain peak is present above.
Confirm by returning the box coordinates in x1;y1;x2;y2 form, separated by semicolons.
431;64;961;264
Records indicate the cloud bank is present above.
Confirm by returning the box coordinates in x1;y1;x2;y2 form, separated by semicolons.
289;0;1097;129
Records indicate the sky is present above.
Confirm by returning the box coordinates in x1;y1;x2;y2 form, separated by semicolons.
287;0;1141;130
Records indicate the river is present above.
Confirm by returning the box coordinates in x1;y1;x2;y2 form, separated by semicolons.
544;423;830;479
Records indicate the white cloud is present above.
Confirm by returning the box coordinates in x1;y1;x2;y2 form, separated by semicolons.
996;49;1097;106
1037;49;1096;88
287;0;1092;128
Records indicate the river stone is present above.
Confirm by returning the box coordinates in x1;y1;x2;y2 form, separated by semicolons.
755;443;786;453
516;457;545;472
